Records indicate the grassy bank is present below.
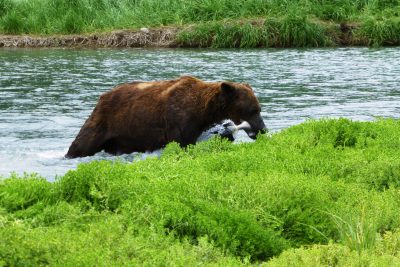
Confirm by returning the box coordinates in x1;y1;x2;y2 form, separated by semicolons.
0;0;399;47
2;118;400;265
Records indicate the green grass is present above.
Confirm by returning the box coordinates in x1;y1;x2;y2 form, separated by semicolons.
177;16;331;48
0;0;399;47
2;118;400;265
358;16;400;46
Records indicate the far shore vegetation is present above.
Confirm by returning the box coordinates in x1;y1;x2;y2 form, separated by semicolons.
2;119;400;265
0;0;399;47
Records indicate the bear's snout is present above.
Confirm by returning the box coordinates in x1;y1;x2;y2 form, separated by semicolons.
245;115;267;139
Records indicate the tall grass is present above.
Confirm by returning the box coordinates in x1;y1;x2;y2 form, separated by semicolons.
358;16;400;46
177;21;269;48
2;119;400;265
0;0;399;37
177;15;330;48
328;207;378;253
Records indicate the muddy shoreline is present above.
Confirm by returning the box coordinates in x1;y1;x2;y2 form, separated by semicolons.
0;27;180;48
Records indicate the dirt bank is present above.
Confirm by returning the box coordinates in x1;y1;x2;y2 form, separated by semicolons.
0;27;179;48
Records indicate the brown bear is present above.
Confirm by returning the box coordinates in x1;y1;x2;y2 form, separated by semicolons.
66;76;266;158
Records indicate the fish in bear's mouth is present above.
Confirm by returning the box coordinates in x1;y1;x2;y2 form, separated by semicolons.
220;120;267;140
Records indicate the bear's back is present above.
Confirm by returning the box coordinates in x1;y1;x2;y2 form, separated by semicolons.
103;76;208;102
95;76;210;121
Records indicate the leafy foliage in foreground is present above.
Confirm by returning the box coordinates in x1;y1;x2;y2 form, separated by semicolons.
1;119;400;266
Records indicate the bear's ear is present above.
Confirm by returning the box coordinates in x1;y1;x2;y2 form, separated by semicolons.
241;83;253;90
221;82;236;95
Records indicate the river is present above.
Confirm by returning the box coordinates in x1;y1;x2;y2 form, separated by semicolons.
1;48;399;179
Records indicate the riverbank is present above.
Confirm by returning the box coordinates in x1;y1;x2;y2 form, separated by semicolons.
1;0;399;48
1;18;399;48
0;27;179;48
1;119;400;265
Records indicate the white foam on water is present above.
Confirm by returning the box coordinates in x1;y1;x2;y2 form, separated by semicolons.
37;150;66;159
141;149;162;160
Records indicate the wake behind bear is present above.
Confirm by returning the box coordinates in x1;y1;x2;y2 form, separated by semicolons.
66;76;266;158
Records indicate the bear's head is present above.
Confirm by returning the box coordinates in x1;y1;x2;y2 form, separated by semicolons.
220;82;267;139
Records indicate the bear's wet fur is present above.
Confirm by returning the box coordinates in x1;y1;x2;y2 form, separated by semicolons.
66;76;266;158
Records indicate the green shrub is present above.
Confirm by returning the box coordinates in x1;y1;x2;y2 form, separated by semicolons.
2;119;400;265
267;231;400;267
0;216;246;266
0;174;53;212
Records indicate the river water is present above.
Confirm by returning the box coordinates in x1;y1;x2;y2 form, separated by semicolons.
1;48;399;179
